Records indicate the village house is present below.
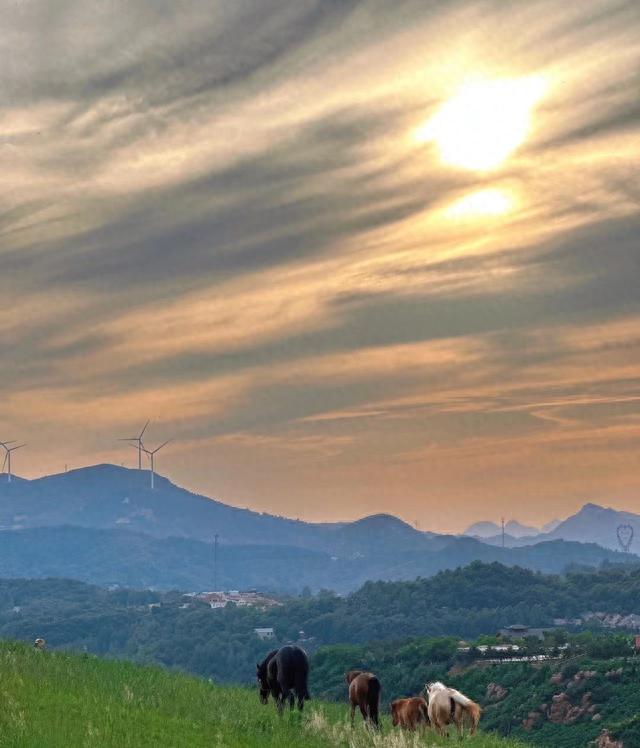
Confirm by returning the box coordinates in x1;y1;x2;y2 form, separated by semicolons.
254;627;275;641
497;624;553;641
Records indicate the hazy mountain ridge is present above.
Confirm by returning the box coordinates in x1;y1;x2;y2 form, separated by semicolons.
0;464;436;556
0;465;636;593
465;519;542;538
467;503;640;552
0;524;633;594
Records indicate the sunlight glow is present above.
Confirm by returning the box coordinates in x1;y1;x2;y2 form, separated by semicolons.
415;75;547;171
445;188;515;220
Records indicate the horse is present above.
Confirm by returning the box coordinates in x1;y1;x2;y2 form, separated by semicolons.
256;645;310;713
345;670;381;728
390;696;430;731
425;681;481;737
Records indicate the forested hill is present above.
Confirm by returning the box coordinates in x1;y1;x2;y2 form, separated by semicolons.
3;562;640;685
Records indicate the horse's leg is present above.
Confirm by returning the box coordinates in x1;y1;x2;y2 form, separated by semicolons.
280;686;292;713
350;701;356;727
359;700;368;724
294;673;307;711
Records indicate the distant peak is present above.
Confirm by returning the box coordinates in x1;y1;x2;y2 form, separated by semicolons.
352;513;411;528
579;503;608;513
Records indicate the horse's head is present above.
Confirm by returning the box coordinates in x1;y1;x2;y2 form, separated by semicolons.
425;681;446;699
390;700;400;726
345;670;362;686
256;661;270;704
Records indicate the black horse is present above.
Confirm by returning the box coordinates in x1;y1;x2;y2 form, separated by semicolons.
256;645;310;713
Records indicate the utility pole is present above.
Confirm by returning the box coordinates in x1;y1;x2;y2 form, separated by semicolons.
213;534;219;591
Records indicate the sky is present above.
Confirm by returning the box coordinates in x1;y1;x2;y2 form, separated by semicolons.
1;0;639;533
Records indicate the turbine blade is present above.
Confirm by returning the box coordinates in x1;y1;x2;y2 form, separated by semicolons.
10;444;26;452
139;420;150;439
118;437;138;442
1;452;7;473
153;439;172;454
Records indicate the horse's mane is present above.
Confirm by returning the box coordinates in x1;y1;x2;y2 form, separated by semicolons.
257;649;278;676
426;681;447;694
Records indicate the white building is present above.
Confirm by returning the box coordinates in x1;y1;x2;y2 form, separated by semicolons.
254;627;275;641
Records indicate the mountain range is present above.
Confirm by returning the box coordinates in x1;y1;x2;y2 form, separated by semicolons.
0;465;636;593
465;503;640;552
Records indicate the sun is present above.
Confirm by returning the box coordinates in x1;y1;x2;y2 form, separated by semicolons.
445;188;515;220
415;75;547;171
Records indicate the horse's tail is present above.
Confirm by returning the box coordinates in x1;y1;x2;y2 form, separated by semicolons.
448;688;473;708
466;700;482;734
367;676;381;727
449;689;481;734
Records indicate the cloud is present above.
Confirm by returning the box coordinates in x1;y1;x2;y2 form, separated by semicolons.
1;0;639;529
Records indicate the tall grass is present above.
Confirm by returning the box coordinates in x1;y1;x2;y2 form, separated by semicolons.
0;641;530;747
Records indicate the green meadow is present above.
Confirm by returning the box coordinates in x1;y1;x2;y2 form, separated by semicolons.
0;641;532;747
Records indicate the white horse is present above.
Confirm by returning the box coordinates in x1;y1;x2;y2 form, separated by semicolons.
425;681;481;736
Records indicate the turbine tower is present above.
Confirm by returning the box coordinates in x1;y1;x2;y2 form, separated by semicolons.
141;439;171;489
0;441;26;483
118;420;149;469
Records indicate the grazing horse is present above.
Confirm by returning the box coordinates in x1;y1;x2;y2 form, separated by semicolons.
390;696;430;731
346;670;381;728
256;645;310;713
426;681;481;737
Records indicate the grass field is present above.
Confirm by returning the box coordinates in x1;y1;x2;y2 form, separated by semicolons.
0;641;532;747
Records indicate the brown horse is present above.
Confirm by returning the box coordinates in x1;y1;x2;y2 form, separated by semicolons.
345;670;381;728
390;697;430;731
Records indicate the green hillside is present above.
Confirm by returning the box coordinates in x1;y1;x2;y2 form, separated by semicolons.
0;640;530;748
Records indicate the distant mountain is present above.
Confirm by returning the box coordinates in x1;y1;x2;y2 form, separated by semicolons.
505;520;541;537
0;465;433;557
543;503;640;551
464;519;541;539
0;524;633;594
542;518;562;533
463;520;502;538
475;504;640;553
0;466;636;592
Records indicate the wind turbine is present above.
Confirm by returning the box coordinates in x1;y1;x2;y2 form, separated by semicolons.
118;420;149;469
0;441;26;483
141;439;171;489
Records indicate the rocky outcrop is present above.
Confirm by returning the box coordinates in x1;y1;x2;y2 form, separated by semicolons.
486;682;508;701
522;711;542;730
523;681;598;730
593;729;623;748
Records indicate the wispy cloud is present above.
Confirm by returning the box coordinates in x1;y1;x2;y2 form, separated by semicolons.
2;0;639;530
